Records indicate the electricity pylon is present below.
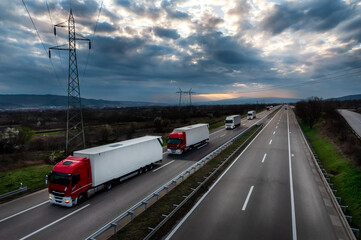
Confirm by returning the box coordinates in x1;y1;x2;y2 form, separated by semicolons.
176;88;195;106
49;9;91;154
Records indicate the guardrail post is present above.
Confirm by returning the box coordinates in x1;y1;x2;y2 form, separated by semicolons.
154;193;159;201
340;205;348;213
351;228;359;237
345;215;352;223
111;223;117;234
142;200;148;210
128;210;134;220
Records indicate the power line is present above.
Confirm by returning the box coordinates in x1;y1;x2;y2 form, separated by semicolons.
46;0;67;78
21;0;66;92
80;0;104;83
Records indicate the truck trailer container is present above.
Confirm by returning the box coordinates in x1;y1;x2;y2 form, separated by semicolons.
48;136;163;207
167;123;209;155
225;115;241;130
247;111;256;120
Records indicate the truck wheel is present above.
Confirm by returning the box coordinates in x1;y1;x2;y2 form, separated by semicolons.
138;168;143;174
106;182;112;190
143;166;149;172
149;164;154;170
78;193;87;203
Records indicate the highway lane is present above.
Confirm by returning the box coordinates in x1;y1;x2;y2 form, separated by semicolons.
0;108;276;240
166;108;349;240
338;109;361;138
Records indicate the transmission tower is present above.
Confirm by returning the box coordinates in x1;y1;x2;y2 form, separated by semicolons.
49;9;91;154
176;88;195;106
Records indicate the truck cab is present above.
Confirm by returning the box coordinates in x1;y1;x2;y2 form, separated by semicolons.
167;131;186;154
48;156;92;207
247;111;256;120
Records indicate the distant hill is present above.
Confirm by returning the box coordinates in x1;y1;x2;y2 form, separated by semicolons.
196;97;303;105
328;94;361;101
0;94;166;110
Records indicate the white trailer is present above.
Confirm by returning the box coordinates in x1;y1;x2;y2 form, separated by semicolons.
74;136;163;187
247;111;256;120
174;124;209;147
225;115;241;130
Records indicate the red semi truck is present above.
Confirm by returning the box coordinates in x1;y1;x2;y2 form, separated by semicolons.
167;123;209;155
48;136;163;207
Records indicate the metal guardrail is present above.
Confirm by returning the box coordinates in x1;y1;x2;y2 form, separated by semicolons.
297;121;358;240
0;186;27;199
87;111;274;240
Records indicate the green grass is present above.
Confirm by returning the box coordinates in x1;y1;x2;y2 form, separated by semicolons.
301;123;361;231
111;125;261;240
0;164;53;195
209;121;224;130
35;131;64;136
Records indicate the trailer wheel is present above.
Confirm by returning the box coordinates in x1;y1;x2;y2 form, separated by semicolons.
143;166;149;172
138;168;143;174
149;164;154;170
106;182;112;190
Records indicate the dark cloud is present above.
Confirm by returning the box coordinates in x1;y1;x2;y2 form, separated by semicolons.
153;27;180;40
96;22;117;33
115;0;161;20
261;0;353;35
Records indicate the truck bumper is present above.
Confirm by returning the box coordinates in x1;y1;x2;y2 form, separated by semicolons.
49;194;73;207
167;148;183;154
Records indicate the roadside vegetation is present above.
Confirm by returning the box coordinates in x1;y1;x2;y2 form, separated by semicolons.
110;125;262;240
0;164;52;202
296;97;361;232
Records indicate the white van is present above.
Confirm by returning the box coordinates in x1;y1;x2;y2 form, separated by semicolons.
247;111;256;120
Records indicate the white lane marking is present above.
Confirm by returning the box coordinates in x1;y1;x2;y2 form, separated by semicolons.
165;108;282;240
276;126;278;129
197;143;208;149
163;151;167;155
273;131;276;135
210;128;224;136
269;139;272;145
292;154;294;157
152;160;175;172
220;134;226;138
0;201;48;223
262;153;267;163
287;109;297;240
242;186;254;211
19;204;90;240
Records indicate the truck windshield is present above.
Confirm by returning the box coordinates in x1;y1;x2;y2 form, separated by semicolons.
225;120;233;123
49;172;71;186
167;138;182;144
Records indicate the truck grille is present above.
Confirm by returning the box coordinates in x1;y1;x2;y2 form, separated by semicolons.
52;190;65;196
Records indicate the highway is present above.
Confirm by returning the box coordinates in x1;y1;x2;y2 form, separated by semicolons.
166;108;349;240
338;109;361;138
0;109;275;240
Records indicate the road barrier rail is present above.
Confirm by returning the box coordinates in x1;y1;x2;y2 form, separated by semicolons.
297;120;358;240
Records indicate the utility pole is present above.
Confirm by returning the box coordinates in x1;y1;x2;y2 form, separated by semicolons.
49;9;91;154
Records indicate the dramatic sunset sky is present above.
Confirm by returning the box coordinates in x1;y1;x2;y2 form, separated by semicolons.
1;0;360;103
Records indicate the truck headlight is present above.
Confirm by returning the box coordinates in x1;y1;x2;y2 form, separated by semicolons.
65;199;70;204
49;196;52;200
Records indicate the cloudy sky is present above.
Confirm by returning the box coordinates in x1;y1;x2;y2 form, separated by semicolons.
1;0;361;103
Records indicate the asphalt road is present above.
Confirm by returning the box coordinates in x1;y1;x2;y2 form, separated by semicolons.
0;108;275;240
338;109;361;138
166;108;349;240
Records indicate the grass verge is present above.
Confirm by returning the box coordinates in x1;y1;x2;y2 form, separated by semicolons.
0;164;52;197
110;124;261;240
300;122;361;232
